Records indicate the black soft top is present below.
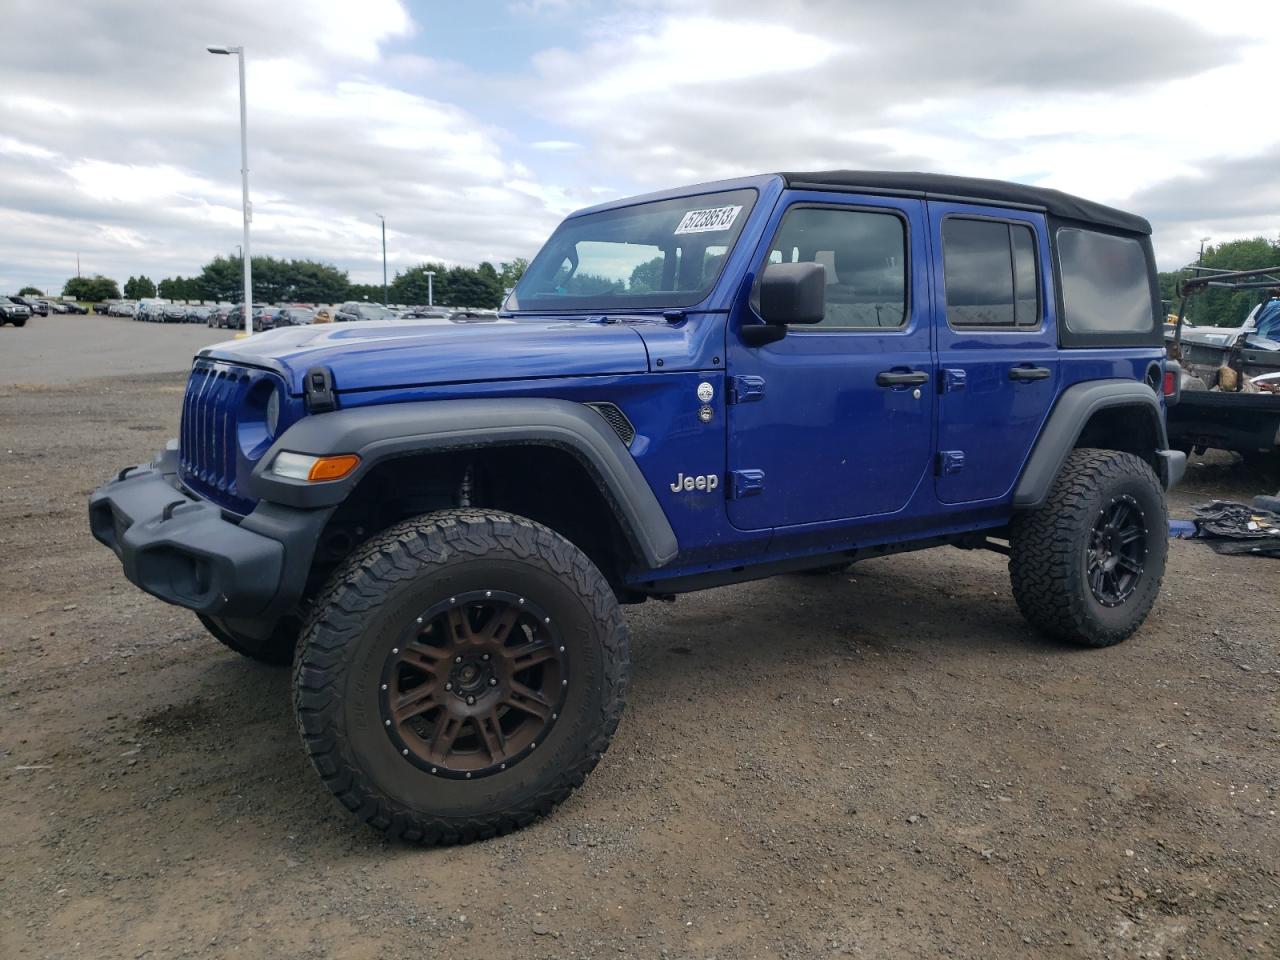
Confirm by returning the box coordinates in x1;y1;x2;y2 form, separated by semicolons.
780;170;1150;236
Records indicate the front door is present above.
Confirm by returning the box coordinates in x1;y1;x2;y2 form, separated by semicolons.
725;192;934;531
927;203;1060;505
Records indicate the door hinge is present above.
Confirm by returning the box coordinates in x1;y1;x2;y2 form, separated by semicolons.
938;450;965;475
726;375;766;404
727;469;766;499
942;368;967;393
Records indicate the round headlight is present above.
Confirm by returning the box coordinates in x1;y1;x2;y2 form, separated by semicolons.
266;389;281;437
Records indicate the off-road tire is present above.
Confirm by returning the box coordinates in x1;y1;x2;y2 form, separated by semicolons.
197;612;299;666
293;509;629;844
12;317;26;327
1009;448;1167;647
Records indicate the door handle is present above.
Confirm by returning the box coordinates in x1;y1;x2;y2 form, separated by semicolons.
1008;366;1051;382
876;370;930;387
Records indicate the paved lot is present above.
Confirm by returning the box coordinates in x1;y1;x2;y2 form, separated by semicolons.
0;321;1277;959
0;314;230;385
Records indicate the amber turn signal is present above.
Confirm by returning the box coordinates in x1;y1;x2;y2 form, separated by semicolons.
268;451;361;482
307;454;361;482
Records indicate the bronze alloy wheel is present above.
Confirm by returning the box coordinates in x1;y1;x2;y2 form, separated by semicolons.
379;589;568;779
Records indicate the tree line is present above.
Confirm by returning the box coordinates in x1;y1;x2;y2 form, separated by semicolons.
54;255;529;307
1157;236;1280;327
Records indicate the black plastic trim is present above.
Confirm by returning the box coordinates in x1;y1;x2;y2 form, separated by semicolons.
249;398;680;568
89;447;334;618
1014;379;1176;509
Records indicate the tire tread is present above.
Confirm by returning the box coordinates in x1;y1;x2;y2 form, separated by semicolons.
1009;448;1167;647
292;509;629;845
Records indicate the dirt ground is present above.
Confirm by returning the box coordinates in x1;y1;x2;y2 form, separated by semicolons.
1;328;1278;959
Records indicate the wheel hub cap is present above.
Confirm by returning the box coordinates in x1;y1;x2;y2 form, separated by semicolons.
1087;494;1148;607
378;590;568;779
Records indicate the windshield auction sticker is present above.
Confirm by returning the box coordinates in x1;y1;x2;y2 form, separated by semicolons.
674;205;743;235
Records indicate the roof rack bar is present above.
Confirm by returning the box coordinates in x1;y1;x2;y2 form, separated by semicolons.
1180;265;1280;295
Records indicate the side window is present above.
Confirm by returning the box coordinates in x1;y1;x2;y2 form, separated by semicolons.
760;206;907;329
942;218;1041;328
1056;227;1153;335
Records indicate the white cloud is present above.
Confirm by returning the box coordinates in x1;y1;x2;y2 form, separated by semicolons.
0;0;1276;293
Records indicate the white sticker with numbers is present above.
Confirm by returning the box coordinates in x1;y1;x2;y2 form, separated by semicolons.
674;204;743;235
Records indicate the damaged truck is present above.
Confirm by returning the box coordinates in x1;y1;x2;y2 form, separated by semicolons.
1166;266;1280;461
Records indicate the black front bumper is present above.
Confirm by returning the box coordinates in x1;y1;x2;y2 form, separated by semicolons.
89;443;332;620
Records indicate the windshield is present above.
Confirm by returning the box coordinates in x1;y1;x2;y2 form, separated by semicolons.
508;188;757;312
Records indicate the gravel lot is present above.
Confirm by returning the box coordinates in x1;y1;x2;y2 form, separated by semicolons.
1;318;1278;959
0;314;230;386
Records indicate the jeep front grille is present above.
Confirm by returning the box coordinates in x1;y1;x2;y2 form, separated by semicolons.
178;360;262;515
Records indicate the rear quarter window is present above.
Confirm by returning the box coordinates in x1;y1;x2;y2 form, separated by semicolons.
1056;228;1154;336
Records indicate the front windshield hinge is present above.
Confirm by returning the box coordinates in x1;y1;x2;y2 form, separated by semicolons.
663;309;686;324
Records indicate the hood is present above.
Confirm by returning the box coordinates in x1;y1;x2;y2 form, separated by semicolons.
199;317;651;394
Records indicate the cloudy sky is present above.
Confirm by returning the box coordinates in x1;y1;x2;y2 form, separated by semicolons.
1;0;1276;295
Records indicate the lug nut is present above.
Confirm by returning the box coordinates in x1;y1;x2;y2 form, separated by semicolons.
489;678;498;686
445;682;453;691
455;655;463;663
466;695;476;705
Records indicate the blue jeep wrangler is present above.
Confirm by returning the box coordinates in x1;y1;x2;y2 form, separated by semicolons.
90;171;1184;843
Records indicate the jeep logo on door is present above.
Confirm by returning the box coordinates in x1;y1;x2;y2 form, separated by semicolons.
670;472;719;493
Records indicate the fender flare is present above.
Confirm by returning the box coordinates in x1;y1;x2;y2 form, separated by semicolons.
248;398;679;568
1013;379;1176;510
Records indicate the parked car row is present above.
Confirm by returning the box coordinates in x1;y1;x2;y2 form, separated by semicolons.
84;298;498;330
131;299;193;323
3;295;88;318
102;299;222;323
206;303;320;330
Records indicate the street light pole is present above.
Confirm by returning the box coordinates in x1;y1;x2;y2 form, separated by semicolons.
208;44;253;335
426;270;435;307
376;213;388;305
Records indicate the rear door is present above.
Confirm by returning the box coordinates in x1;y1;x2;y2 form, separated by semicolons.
928;203;1059;504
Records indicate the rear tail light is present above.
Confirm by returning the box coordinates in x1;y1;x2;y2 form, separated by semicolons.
1162;371;1176;396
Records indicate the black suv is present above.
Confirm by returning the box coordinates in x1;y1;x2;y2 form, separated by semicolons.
0;296;32;326
10;295;48;316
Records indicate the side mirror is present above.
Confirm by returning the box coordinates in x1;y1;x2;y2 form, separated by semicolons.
743;262;826;345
